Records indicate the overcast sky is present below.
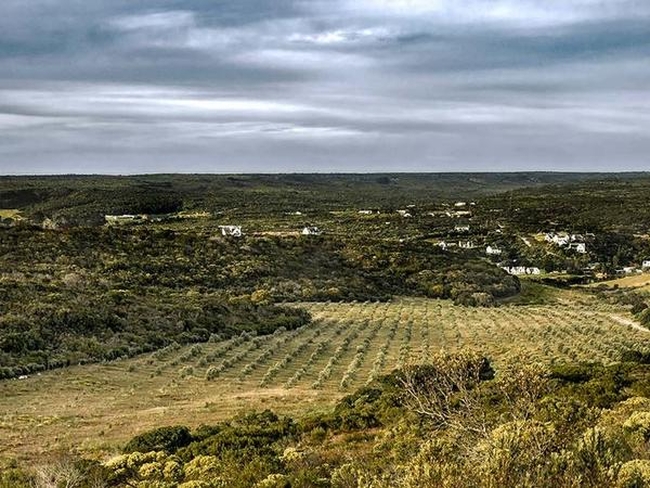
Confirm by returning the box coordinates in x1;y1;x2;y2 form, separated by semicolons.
0;0;649;174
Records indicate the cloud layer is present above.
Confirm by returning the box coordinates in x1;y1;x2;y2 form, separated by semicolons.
0;0;649;173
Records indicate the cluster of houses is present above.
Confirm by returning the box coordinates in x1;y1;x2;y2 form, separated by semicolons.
218;225;322;237
437;240;504;256
616;261;650;275
500;266;541;276
544;232;589;254
105;214;150;224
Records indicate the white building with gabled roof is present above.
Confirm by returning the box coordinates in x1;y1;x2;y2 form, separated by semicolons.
219;225;242;237
301;226;322;236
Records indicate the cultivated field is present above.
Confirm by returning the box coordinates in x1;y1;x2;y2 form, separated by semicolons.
1;295;649;462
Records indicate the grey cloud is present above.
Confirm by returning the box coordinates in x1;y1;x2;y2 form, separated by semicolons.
0;0;649;173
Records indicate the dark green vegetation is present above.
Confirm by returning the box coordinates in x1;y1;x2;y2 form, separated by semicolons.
0;226;517;377
3;173;650;487
2;173;642;225
8;352;650;487
482;176;650;234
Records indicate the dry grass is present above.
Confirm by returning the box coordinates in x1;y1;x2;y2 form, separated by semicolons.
1;293;649;463
0;209;21;219
587;273;650;289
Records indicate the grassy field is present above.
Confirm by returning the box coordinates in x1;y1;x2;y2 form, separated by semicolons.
1;294;649;463
588;273;650;290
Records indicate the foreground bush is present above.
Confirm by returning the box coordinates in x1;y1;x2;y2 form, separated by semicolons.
15;355;650;487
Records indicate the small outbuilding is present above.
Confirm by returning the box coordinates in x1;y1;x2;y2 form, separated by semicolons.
219;225;242;237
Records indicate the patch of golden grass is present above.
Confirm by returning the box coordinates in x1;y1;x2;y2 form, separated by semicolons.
0;209;21;219
588;273;650;289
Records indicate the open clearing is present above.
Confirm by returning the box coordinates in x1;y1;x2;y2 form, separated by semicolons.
587;273;650;289
1;296;649;462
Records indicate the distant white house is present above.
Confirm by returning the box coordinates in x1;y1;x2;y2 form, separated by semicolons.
397;210;412;218
545;232;588;251
454;202;467;208
501;266;541;276
643;260;650;269
486;245;503;256
545;232;571;247
458;240;475;249
301;226;322;236
105;214;146;224
219;225;242;237
446;210;472;218
567;242;587;254
358;210;374;215
455;225;470;232
622;266;638;274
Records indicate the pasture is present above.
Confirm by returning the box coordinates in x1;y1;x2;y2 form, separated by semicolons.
588;273;650;290
1;295;649;462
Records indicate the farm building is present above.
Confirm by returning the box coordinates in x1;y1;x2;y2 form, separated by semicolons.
105;214;147;224
219;225;242;237
446;210;472;218
545;232;571;247
642;260;650;269
486;245;503;255
501;266;541;276
301;226;322;236
567;242;587;254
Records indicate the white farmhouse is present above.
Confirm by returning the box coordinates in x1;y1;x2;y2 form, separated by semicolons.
446;210;472;218
397;210;412;218
105;214;145;224
486;245;503;256
454;225;470;232
458;240;475;249
219;225;242;237
301;226;322;236
568;242;587;254
545;232;571;247
642;260;650;269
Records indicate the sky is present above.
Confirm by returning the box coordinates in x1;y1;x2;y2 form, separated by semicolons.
0;0;649;174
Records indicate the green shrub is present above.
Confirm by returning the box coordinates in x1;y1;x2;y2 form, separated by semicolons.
124;425;193;454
